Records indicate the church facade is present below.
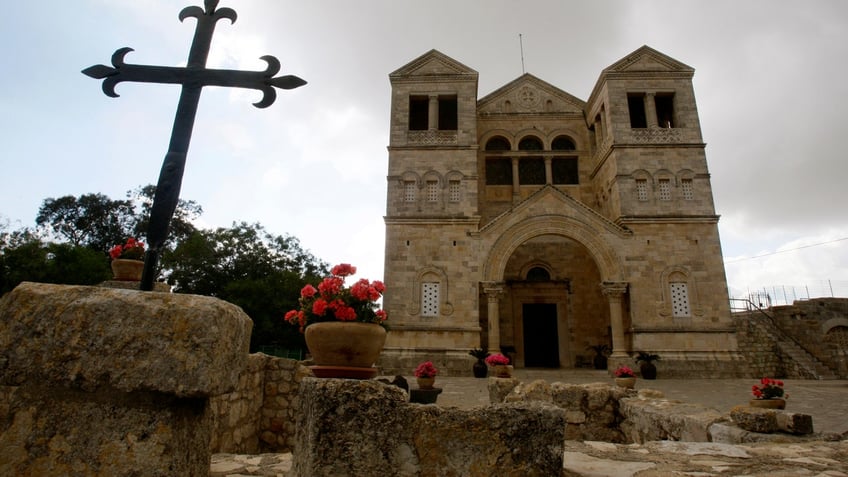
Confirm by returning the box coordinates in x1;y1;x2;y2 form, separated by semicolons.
380;46;740;377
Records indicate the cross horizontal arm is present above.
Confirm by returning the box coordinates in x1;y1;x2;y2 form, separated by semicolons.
82;48;306;108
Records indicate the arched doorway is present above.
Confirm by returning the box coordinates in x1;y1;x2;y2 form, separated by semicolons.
492;234;609;368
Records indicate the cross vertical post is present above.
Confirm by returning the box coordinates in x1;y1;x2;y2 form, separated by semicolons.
83;0;305;291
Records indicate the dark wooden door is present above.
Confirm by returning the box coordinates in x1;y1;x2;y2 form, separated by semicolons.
522;303;559;367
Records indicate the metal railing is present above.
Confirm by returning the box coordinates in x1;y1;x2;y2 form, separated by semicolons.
729;280;848;308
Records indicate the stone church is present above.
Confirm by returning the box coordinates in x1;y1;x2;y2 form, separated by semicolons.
380;46;740;377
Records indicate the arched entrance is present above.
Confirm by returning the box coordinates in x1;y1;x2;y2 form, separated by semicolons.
479;213;629;368
498;235;608;368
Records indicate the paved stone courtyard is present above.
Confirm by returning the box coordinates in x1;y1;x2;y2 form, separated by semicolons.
212;370;848;476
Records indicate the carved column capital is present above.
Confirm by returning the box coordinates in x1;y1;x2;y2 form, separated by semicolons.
601;281;628;299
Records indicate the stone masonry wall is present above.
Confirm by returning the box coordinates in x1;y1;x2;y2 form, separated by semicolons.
209;354;311;454
769;299;848;378
733;298;848;379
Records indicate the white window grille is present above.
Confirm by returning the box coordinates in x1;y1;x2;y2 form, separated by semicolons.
681;179;693;200
636;179;648;201
670;282;691;317
404;181;416;202
422;282;440;316
448;180;461;202
426;180;439;202
658;179;671;201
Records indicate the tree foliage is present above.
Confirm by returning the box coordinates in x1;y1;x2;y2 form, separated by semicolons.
36;193;135;252
5;192;331;352
164;222;329;350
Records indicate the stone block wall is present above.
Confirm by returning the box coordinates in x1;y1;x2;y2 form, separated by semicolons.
769;300;848;378
0;283;252;476
209;354;311;454
733;298;848;379
294;378;566;477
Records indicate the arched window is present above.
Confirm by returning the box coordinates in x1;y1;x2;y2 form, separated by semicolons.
518;136;543;151
552;136;576;150
526;267;551;281
485;136;511;151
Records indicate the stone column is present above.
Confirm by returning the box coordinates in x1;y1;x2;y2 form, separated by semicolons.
511;157;520;202
483;284;504;352
645;93;658;128
601;281;629;362
428;94;439;130
544;157;553;185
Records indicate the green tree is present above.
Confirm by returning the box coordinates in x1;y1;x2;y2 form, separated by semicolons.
0;231;111;296
127;185;202;250
163;222;328;351
36;193;135;252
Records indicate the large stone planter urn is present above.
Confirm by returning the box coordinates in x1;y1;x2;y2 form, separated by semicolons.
304;321;387;379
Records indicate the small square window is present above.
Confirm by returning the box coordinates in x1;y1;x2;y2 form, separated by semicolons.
636;179;648;201
658;179;671;201
422;282;440;316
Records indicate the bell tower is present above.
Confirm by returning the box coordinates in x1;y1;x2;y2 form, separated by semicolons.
382;50;483;374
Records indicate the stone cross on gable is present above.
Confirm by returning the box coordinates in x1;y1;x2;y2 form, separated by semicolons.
83;0;305;291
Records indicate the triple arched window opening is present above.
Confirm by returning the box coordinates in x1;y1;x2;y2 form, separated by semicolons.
484;135;578;186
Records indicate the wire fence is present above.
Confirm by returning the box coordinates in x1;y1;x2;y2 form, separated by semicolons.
729;280;848;311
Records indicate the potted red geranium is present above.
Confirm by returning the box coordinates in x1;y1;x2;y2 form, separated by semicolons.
284;264;388;379
613;365;637;389
414;361;438;389
108;237;146;281
485;353;513;378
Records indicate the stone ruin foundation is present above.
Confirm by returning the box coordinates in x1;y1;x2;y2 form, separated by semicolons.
0;282;252;476
0;281;836;477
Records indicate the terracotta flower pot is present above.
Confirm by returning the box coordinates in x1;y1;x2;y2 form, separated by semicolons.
305;322;387;379
416;377;436;389
111;259;144;281
749;398;786;409
493;365;513;378
615;377;636;389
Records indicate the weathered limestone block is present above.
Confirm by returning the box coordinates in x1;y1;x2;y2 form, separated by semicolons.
730;406;778;433
504;379;552;403
620;397;726;443
487;375;519;403
294;378;565;477
730;405;814;435
1;383;211;476
0;282;252;397
0;282;253;476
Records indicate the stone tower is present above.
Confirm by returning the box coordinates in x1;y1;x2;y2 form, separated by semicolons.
381;46;740;377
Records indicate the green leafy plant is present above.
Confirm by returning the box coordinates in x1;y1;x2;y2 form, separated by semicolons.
468;348;489;360
635;351;661;363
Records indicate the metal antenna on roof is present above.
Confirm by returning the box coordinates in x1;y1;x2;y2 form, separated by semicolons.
519;33;526;74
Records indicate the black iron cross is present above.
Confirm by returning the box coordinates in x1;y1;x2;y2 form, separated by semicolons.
83;0;305;291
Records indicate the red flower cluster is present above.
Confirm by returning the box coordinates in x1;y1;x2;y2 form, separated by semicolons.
485;353;510;366
751;377;787;399
284;263;387;332
414;361;438;378
614;366;636;378
109;237;145;260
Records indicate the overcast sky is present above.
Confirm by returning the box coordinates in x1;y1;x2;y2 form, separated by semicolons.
2;1;847;304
